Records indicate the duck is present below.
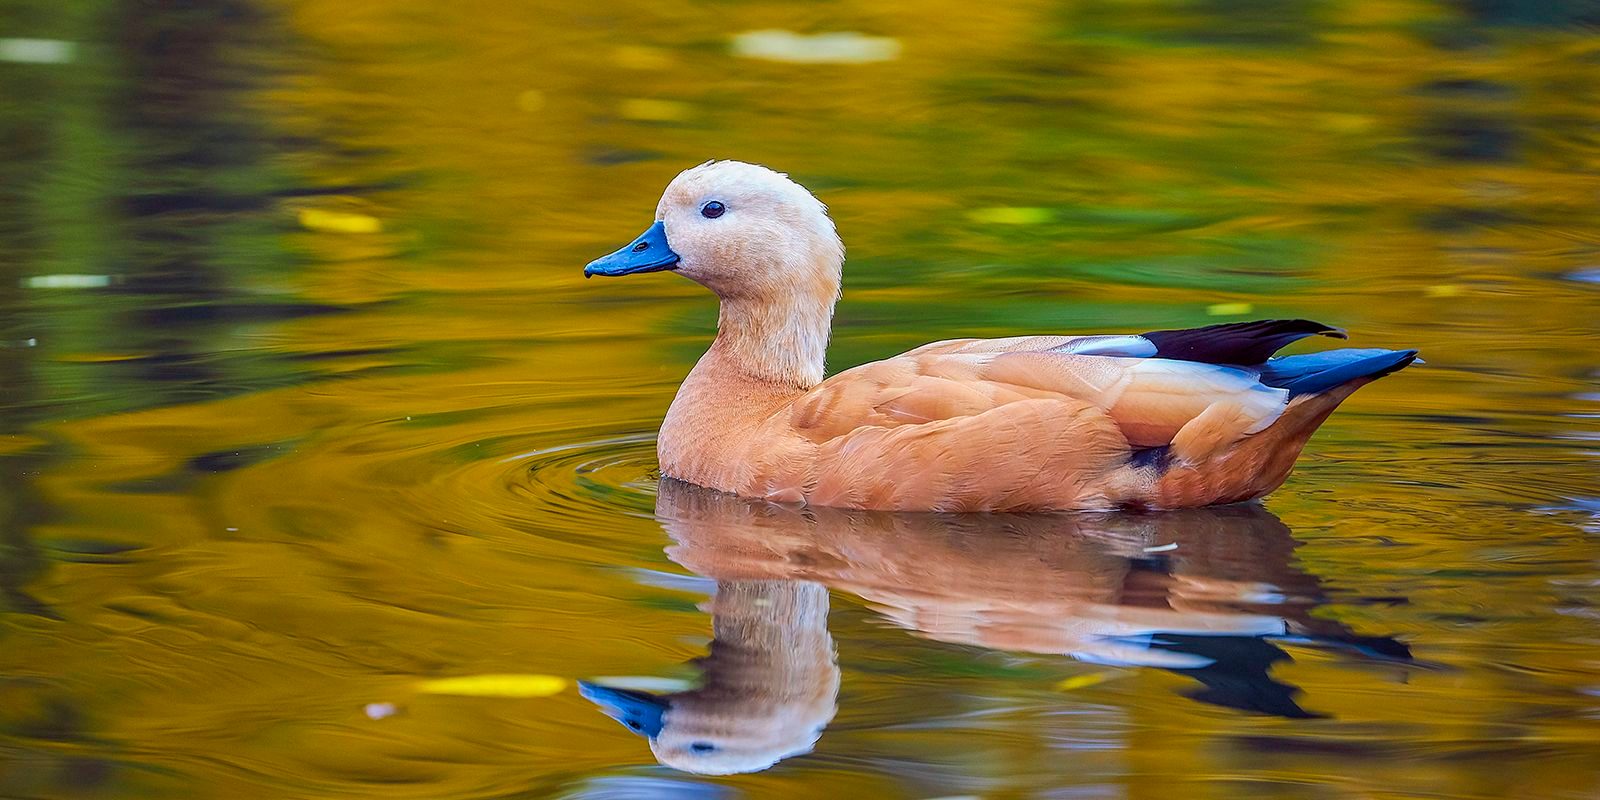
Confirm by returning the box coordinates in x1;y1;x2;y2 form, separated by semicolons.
585;160;1418;512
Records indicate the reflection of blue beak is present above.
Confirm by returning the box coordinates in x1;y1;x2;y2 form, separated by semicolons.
584;220;680;278
578;681;667;738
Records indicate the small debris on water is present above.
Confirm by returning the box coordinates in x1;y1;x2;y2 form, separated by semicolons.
364;702;399;720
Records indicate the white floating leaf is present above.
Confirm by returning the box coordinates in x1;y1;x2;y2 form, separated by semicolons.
23;274;111;289
731;30;900;64
0;38;75;64
364;702;399;719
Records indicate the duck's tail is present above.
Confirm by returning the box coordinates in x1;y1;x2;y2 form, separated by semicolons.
1258;348;1420;397
1146;347;1418;508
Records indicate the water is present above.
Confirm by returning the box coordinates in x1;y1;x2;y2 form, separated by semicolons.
2;1;1598;797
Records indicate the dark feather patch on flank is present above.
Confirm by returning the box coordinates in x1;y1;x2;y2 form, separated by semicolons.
1140;319;1347;366
1129;445;1173;473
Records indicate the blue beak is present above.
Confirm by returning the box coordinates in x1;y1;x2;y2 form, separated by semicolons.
584;220;680;278
578;681;668;738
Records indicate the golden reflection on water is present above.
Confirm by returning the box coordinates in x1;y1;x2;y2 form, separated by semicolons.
1;0;1598;797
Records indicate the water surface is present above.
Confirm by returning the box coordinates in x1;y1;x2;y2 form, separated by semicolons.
2;1;1598;797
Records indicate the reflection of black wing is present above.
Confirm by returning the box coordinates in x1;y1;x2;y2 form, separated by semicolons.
1142;631;1414;720
1151;634;1320;719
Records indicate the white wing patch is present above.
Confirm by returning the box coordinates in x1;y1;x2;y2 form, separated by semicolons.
1052;335;1159;358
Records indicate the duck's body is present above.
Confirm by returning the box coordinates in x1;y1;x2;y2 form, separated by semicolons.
587;161;1417;512
657;320;1414;511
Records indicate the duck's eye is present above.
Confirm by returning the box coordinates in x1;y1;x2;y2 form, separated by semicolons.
701;201;726;219
689;741;717;753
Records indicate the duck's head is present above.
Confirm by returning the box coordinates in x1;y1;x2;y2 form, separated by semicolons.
578;678;836;776
585;161;844;303
579;578;839;776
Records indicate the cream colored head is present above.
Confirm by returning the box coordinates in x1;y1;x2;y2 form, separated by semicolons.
646;685;837;775
653;161;843;303
585;161;846;387
580;580;839;775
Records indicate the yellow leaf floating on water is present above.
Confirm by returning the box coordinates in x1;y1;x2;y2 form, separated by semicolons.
416;674;567;697
1053;673;1113;691
968;207;1051;225
1207;302;1254;316
1424;284;1464;298
298;208;382;234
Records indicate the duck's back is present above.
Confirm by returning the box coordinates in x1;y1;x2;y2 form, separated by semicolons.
685;320;1416;511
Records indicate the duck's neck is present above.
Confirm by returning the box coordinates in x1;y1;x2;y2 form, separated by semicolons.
658;290;835;477
709;291;833;390
701;579;835;694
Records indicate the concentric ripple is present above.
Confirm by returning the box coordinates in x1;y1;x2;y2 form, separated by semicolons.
502;433;662;519
301;418;670;569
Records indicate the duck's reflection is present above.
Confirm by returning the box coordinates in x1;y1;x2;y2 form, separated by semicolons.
580;578;837;776
582;479;1409;774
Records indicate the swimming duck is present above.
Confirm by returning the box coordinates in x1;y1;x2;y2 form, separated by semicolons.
586;161;1418;512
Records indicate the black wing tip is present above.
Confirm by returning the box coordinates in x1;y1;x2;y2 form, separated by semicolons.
1267;318;1348;339
1139;319;1351;366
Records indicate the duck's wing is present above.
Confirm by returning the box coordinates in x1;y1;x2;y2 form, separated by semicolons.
775;320;1414;510
796;319;1381;450
906;319;1345;362
781;351;1290;509
790;343;1289;453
